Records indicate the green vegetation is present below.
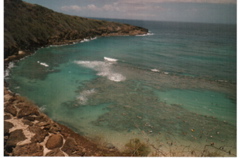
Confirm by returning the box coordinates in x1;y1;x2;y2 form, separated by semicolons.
124;138;150;156
4;0;147;58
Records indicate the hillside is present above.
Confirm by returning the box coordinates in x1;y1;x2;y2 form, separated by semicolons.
4;0;148;58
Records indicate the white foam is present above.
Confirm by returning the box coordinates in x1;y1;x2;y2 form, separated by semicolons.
4;62;15;78
151;69;160;72
81;37;97;43
91;37;97;40
81;39;90;43
74;60;126;82
37;61;49;67
5;69;10;78
136;32;154;36
104;57;118;62
8;62;15;69
76;89;96;105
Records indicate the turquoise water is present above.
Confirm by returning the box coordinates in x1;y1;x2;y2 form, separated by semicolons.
6;20;236;156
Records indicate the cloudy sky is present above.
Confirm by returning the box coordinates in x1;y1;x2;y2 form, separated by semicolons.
23;0;236;24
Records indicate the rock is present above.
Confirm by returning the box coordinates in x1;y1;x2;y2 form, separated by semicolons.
12;143;43;156
29;126;48;143
49;123;61;133
62;137;84;156
4;114;12;120
6;129;27;148
22;119;33;126
17;104;39;118
4;93;12;101
46;134;63;149
46;148;65;156
5;104;17;116
18;50;25;55
37;121;50;127
36;120;52;130
4;135;9;146
36;119;53;130
4;122;13;155
24;115;36;121
35;114;49;122
105;143;116;149
4;121;14;135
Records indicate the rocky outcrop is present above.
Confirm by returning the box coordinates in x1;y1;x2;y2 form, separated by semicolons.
5;129;27;152
4;0;148;59
4;87;123;156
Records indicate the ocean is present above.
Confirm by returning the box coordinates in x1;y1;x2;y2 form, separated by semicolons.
6;19;236;156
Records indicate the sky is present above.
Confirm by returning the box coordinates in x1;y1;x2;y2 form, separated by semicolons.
21;0;237;24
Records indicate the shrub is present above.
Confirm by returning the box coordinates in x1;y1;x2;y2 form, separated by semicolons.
124;138;150;156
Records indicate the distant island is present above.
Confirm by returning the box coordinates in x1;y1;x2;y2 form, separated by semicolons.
4;0;148;156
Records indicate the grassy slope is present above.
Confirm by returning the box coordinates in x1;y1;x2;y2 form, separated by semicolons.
4;0;147;58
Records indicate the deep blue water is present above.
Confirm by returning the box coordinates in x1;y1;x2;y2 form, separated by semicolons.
6;19;236;156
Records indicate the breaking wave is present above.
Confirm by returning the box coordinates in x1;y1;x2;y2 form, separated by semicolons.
151;68;160;72
37;61;49;67
81;37;97;43
136;32;154;36
104;57;118;62
5;62;15;78
74;58;126;82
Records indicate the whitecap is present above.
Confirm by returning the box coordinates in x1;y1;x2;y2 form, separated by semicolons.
104;57;118;62
151;69;160;72
74;60;126;82
91;37;97;40
136;32;154;36
8;62;15;69
81;37;97;43
76;89;96;105
39;106;46;112
37;61;49;67
81;38;90;43
4;62;15;78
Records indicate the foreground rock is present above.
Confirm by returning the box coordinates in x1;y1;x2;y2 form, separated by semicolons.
46;134;63;149
12;143;43;156
4;87;123;156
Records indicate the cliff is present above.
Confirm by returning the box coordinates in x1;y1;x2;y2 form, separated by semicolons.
4;0;148;59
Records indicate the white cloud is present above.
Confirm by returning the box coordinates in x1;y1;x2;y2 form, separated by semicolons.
86;4;100;11
120;0;236;4
61;0;235;13
61;5;82;12
60;1;165;13
101;2;122;12
61;4;101;12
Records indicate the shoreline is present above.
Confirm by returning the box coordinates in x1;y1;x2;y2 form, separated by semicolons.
4;32;148;156
4;86;124;156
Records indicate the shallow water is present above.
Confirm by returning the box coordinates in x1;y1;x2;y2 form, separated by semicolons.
6;20;236;156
